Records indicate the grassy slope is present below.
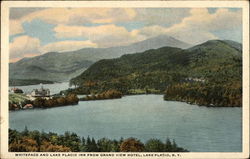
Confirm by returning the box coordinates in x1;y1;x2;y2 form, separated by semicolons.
9;93;31;103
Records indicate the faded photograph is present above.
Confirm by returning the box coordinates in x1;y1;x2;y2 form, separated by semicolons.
8;7;242;153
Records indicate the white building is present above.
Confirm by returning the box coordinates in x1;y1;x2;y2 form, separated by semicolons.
31;84;50;97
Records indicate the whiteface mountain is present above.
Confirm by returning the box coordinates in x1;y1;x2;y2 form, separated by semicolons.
9;35;191;82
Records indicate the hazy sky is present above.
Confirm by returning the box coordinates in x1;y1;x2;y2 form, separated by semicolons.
9;8;242;62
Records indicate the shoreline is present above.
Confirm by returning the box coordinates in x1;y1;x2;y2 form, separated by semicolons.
78;92;241;107
9;92;242;111
9;81;242;110
9;93;79;111
9;79;57;86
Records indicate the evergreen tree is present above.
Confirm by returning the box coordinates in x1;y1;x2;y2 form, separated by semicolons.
82;137;86;146
91;137;98;152
165;138;172;152
22;126;29;136
145;139;165;152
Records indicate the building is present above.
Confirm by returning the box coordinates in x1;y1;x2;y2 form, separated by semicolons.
23;104;33;109
185;77;206;83
31;84;50;97
10;88;23;93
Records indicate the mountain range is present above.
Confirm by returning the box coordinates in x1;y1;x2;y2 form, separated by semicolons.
9;35;191;82
71;39;241;86
69;39;242;106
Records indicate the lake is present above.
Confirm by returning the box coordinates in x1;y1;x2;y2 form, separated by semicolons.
9;83;242;152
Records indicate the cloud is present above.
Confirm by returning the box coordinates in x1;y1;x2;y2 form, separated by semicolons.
9;8;137;36
10;8;241;45
9;8;242;62
9;20;24;35
138;8;241;44
208;8;242;30
9;36;98;62
12;8;136;25
54;24;145;47
10;36;41;62
10;8;190;28
135;8;191;27
40;40;98;53
10;8;45;19
53;8;242;45
139;24;217;45
178;8;242;31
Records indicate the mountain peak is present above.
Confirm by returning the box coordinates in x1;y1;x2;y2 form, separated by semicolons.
151;35;178;40
134;35;191;49
187;39;242;57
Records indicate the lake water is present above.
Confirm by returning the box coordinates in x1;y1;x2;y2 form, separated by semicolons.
9;83;242;152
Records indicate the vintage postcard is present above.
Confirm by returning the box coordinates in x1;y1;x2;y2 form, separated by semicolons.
1;1;249;159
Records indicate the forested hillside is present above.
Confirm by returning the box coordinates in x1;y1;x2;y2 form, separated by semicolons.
70;40;242;107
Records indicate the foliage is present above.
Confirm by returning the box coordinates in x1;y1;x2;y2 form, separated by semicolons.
33;94;79;108
9;129;188;152
9;93;33;110
120;138;145;152
165;138;188;152
80;89;122;101
97;138;119;152
9;94;79;110
9;136;39;152
164;82;242;107
40;141;71;152
145;139;165;152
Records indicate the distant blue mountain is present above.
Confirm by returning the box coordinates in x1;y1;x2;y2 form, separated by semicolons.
9;35;191;82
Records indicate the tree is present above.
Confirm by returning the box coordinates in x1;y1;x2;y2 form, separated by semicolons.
66;94;79;104
9;137;38;152
165;138;172;152
80;137;86;151
40;141;71;152
56;97;67;106
44;99;54;107
120;138;144;152
90;138;98;152
84;81;97;94
61;132;81;152
9;129;20;144
82;137;86;146
33;98;45;107
29;130;42;151
145;139;165;152
9;129;188;152
97;138;113;152
22;126;29;136
85;136;92;152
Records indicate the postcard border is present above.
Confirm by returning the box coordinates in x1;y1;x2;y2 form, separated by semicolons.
1;1;249;159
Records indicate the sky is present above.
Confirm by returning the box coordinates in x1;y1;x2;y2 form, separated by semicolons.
9;8;242;62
